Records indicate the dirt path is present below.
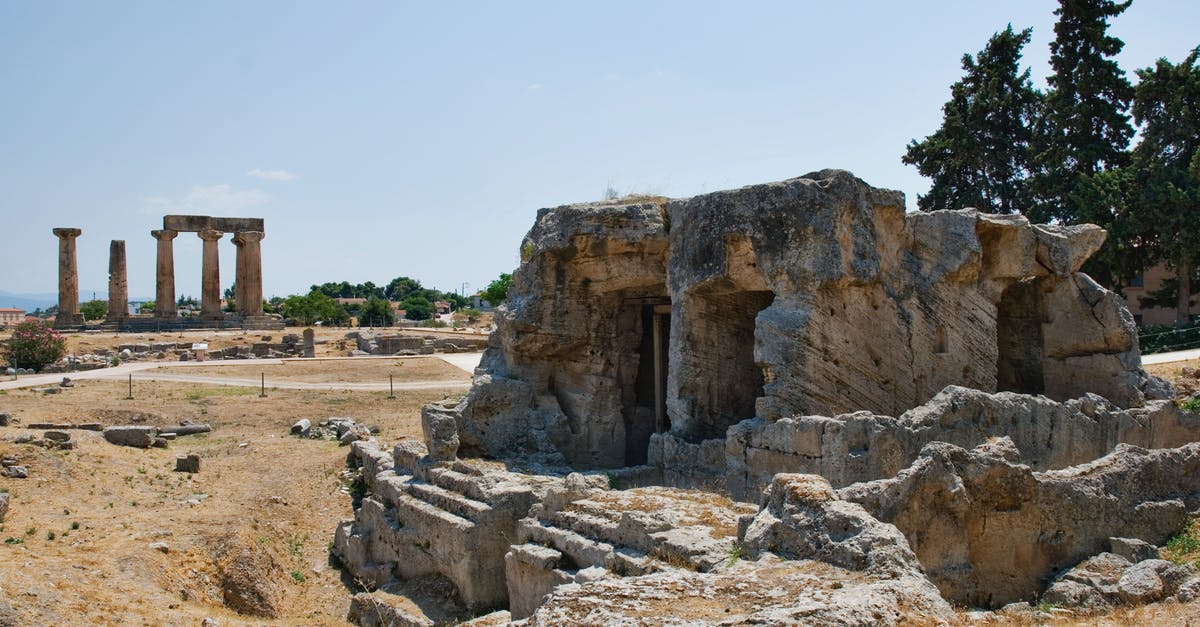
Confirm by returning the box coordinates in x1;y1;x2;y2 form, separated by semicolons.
0;353;483;392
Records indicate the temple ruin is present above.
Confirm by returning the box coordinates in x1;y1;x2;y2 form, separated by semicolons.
334;170;1200;623
51;215;281;330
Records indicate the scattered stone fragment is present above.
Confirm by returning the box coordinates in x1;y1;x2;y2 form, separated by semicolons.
0;457;17;467
159;424;212;436
289;419;311;436
4;466;28;479
0;492;9;522
32;387;60;395
149;542;170;554
59;377;74;388
175;454;201;473
152;437;169;448
43;431;70;443
103;425;158;448
1109;537;1160;563
0;413;10;427
348;592;435;627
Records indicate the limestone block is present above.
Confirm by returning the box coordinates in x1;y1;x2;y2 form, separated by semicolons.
103;425;158;448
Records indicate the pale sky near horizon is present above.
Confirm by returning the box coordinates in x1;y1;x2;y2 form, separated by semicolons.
2;1;1197;304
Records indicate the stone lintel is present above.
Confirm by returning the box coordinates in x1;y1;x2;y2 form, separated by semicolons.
164;215;264;234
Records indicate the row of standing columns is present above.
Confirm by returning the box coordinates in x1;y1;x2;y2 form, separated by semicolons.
52;227;265;327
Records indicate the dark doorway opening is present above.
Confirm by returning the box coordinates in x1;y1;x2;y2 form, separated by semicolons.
626;302;670;465
996;278;1045;394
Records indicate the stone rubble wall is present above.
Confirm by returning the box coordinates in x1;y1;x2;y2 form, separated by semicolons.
699;385;1200;500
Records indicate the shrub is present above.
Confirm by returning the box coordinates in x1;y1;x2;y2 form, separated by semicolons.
2;320;66;372
79;299;108;321
1183;397;1200;412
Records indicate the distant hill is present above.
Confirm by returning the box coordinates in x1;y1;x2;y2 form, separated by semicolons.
0;290;58;311
0;290;151;312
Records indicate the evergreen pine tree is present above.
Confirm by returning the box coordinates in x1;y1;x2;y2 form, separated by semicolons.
1029;0;1134;225
903;26;1040;214
1128;48;1200;325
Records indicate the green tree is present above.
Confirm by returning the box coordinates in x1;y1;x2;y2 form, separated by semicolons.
2;320;66;371
401;296;433;321
139;301;155;314
1029;0;1134;226
385;276;422;301
359;295;395;326
903;25;1041;214
1127;48;1200;325
282;290;347;326
482;273;512;306
79;299;107;321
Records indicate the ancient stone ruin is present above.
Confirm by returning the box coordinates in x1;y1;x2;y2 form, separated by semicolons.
334;170;1200;623
52;215;282;331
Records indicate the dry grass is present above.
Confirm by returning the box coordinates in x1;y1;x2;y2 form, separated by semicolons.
0;360;464;625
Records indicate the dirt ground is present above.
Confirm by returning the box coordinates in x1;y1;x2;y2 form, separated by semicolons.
0;352;470;625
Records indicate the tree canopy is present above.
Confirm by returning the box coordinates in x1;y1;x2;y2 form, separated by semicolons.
482;273;511;306
1029;0;1134;225
903;25;1040;214
1127;48;1200;324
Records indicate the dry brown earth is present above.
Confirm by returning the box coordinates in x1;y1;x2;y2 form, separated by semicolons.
0;347;469;625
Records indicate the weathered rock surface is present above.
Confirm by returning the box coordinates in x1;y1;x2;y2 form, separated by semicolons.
449;170;1165;472
1042;553;1200;610
103;425;158;448
716;385;1200;498
527;473;952;626
840;438;1200;607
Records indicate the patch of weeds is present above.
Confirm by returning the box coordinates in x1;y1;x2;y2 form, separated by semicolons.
70;521;79;530
46;531;55;541
286;534;307;558
137;466;147;474
830;581;844;589
1035;599;1061;613
130;501;138;507
290;570;307;583
62;508;69;515
25;526;36;536
4;537;22;545
1182;397;1200;412
1165;521;1200;564
724;541;745;567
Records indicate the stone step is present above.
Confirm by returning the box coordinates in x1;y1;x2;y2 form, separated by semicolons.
518;518;656;577
426;466;491;503
390;490;474;534
546;508;622;547
405;481;492;522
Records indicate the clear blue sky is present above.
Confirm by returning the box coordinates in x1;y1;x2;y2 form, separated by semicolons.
2;1;1197;303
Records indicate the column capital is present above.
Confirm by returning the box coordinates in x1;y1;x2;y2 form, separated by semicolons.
232;230;264;246
198;229;224;242
151;229;178;241
53;227;82;240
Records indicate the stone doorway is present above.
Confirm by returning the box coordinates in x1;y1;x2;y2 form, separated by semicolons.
625;300;670;465
996;278;1046;395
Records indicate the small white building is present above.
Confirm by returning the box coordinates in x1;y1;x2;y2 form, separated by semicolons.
0;308;25;327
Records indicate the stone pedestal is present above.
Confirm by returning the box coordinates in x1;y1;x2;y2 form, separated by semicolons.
198;229;224;321
151;229;178;318
106;240;128;322
232;231;264;316
52;228;84;328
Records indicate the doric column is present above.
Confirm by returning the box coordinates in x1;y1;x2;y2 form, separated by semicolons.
198;229;224;321
52;228;83;328
106;240;128;322
232;231;265;316
151;229;178;318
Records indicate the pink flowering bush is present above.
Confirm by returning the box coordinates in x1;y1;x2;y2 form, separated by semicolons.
2;320;66;372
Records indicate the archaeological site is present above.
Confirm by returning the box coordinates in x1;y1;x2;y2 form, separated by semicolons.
332;170;1200;624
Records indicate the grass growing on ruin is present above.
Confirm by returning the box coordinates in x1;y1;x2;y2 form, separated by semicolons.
1165;518;1200;566
1182;397;1200;412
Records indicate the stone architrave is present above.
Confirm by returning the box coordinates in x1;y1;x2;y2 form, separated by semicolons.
52;228;84;327
151;229;178;318
232;231;264;317
106;240;128;322
198;229;224;321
